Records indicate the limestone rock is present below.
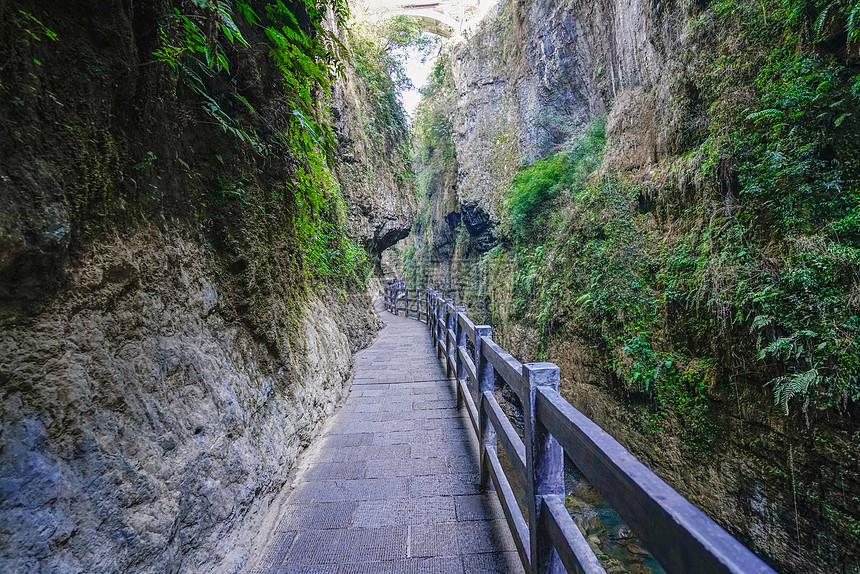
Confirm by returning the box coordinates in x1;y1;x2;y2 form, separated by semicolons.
0;230;376;574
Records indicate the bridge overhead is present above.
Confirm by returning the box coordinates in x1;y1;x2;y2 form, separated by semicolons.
360;0;487;38
398;7;457;38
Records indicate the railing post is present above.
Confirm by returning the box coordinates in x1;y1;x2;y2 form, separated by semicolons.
443;298;449;360
404;284;409;318
430;292;436;337
444;298;454;377
454;305;466;407
475;325;496;486
430;293;436;343
523;362;564;574
436;296;444;358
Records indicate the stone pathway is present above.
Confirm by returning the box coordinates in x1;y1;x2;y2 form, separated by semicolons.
248;302;523;574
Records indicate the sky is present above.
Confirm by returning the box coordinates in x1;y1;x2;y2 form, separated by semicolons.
396;43;441;121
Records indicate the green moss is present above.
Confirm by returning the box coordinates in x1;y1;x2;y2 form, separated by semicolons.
694;0;860;410
502;117;605;240
486;0;860;428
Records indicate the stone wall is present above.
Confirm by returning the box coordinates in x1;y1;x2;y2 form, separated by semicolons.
0;229;378;574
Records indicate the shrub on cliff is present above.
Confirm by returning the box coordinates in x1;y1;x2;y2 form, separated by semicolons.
503;118;605;241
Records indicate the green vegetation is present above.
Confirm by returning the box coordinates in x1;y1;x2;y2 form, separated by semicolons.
152;0;373;287
503;119;605;239
289;161;370;285
481;0;860;449
16;10;58;42
346;15;440;194
697;0;860;411
351;16;437;148
133;151;158;172
490;128;726;447
153;0;347;155
413;56;456;168
154;1;263;150
402;52;460;291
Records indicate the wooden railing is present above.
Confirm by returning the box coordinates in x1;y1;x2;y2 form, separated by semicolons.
383;279;777;574
382;279;427;319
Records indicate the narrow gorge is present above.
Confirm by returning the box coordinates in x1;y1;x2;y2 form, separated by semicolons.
0;0;858;573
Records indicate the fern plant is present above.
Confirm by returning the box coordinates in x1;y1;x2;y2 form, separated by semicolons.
153;2;262;149
771;369;822;414
152;0;373;287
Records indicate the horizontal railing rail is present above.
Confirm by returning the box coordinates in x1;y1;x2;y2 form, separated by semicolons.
382;279;777;574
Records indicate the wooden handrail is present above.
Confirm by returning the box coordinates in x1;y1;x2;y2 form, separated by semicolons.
383;279;777;574
542;496;606;574
535;388;777;574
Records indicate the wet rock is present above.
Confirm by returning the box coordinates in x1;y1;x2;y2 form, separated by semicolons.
587;534;604;555
616;526;634;540
445;211;462;230
574;508;604;537
621;541;651;556
460;203;492;237
604;561;628;574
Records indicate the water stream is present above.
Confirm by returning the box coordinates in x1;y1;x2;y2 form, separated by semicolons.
492;383;668;574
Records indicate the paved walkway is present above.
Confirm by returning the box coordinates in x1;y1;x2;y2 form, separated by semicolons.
248;302;522;573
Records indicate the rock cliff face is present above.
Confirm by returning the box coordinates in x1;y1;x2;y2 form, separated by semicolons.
330;17;421;266
423;0;704;323
402;0;860;572
333;71;415;259
0;1;412;572
0;229;373;574
408;0;703;304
